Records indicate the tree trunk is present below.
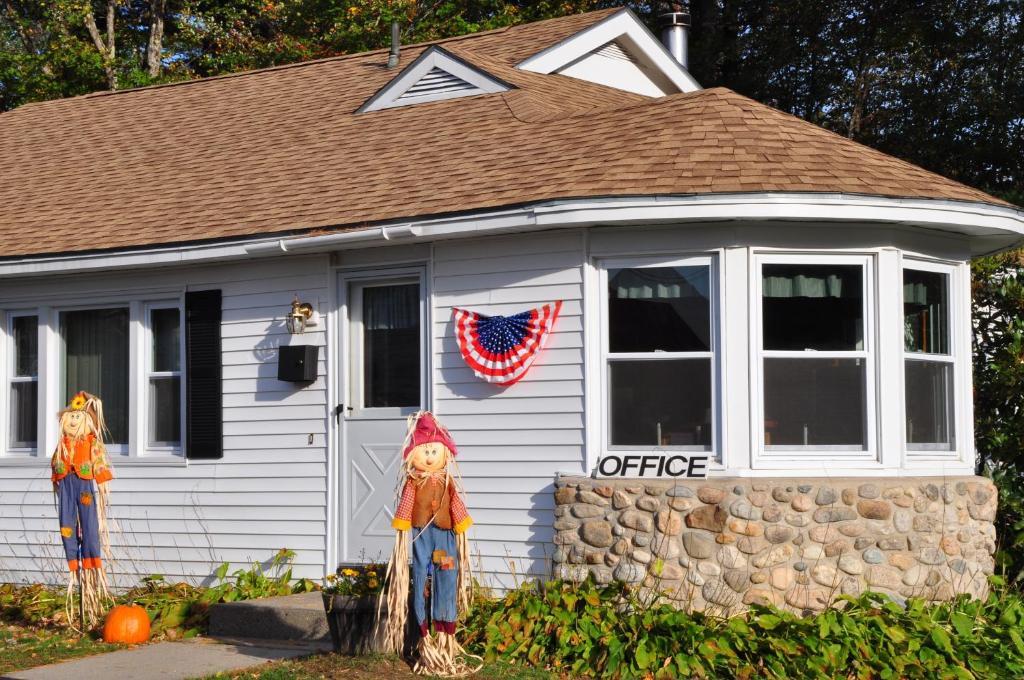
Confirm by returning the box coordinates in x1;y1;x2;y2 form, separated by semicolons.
84;0;117;90
146;0;166;78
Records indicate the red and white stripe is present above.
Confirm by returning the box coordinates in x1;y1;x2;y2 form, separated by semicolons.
452;301;562;386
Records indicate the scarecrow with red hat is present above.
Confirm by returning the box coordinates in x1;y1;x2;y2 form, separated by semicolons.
51;391;114;628
379;411;479;676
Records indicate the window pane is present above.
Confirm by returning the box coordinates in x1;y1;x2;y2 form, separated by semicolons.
903;269;948;354
10;382;36;448
61;308;129;445
150;376;181;445
609;359;711;447
764;358;866;447
762;264;863;351
608;266;710;352
152;308;181;372
905;360;954;449
12;316;37;377
363;284;420;408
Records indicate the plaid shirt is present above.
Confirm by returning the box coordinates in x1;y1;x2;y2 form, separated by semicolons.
392;476;472;533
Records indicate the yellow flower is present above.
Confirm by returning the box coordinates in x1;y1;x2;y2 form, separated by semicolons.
70;394;86;411
342;568;358;577
368;579;379;589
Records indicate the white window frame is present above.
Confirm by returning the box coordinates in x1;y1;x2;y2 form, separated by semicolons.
597;254;721;459
5;312;39;456
751;252;879;466
345;271;427;419
0;294;186;461
900;257;961;461
144;302;185;455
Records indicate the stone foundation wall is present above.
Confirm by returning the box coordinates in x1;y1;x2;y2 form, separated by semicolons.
552;476;997;614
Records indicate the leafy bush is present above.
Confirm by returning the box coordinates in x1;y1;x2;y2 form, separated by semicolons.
0;548;317;638
463;577;1024;679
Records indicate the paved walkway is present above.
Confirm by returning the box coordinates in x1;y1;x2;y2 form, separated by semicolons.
3;637;330;680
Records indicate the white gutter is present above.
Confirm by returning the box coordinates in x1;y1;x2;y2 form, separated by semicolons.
0;193;1020;278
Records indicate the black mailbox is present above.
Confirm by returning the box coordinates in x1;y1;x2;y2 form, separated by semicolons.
278;345;318;383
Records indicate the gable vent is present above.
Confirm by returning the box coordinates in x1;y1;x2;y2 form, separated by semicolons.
594;41;635;63
400;67;478;101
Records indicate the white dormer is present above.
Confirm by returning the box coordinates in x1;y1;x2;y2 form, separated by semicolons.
358;46;511;113
517;9;700;97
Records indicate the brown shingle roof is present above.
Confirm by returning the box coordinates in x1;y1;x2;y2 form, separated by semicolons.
0;9;1008;259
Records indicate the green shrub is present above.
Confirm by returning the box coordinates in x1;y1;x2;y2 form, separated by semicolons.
463;577;1024;679
0;548;318;638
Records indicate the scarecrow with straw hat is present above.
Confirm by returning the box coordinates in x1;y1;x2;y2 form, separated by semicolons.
379;411;480;676
51;391;114;628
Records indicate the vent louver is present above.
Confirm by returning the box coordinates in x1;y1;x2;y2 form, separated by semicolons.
594;41;635;62
399;67;477;100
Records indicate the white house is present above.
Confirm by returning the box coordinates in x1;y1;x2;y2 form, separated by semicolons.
0;8;1021;594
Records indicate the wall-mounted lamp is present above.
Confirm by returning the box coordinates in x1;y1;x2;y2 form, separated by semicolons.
287;295;316;334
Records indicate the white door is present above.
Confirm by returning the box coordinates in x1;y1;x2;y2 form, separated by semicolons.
339;270;426;563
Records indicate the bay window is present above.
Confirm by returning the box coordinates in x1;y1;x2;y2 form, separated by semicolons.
601;256;717;453
8;314;38;451
903;263;955;452
756;255;875;457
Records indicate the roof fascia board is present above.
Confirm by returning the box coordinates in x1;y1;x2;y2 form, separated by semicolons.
357;46;511;113
517;8;701;93
0;194;1018;278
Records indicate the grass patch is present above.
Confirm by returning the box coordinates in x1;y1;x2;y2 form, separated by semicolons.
0;623;123;674
200;653;554;679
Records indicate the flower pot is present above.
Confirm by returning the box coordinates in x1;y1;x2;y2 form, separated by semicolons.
322;593;422;655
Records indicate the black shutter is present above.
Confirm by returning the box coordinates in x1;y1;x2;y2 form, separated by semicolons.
185;290;223;459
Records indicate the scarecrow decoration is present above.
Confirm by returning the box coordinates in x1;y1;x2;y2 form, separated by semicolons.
452;301;561;386
379;411;480;677
51;391;114;628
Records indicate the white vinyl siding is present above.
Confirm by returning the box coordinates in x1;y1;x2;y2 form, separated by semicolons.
0;256;329;586
431;230;586;588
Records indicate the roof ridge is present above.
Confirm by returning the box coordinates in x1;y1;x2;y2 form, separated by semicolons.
7;8;619;113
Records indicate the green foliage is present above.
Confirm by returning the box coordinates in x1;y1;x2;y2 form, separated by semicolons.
973;250;1024;581
463;577;1024;679
0;548;318;639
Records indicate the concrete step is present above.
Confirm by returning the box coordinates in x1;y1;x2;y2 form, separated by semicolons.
208;591;330;642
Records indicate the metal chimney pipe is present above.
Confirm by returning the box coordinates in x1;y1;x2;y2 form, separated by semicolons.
659;9;691;69
387;21;400;68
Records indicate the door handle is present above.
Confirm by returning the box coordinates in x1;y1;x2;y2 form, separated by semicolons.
334;403;354;423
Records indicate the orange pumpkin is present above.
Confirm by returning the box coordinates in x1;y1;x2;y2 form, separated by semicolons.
102;604;151;644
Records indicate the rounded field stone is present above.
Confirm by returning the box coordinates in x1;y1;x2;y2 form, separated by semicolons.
730;500;762;521
698;486;726;504
854;537;873;550
791;495;813;512
748;491;769;508
858;483;880;499
893;509;912;533
838;522;865;537
666;486;695;498
765;525;795;544
802;544;824;560
813;507;857;523
737;536;770;555
841;488;856;505
581;521;614;548
613;562;644;583
772;487;794;503
815;487;837;506
612;490;633;510
793;561;807;572
785;513;809;527
703;578;737;606
750;572;768;584
824;539;850;557
682;532;715;559
687;505;728;532
724;569;749;593
636;496;660;512
645;485;666;497
770;566;793;590
918;547;945;565
633;534;651;547
668;498;693;512
553;518;580;531
619;510;654;532
727;518;764;537
811;564;840;587
733;486;745;496
877;537;907;551
655;510;683;534
578;490;609;506
719;546;746;569
913;515;940;532
797;484;812;494
632;549;652;564
856;500;892;520
863;548;884;564
941;536;960;555
698;561;721;576
785;587;829;612
555;487;576;505
888;553;915;570
752;544;794;569
572;504;605;519
865;566;902;590
762;505;783;523
838;554;864;575
594;485;614;498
